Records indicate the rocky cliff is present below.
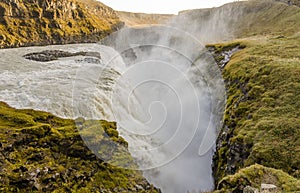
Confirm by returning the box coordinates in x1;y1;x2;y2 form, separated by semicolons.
0;0;124;48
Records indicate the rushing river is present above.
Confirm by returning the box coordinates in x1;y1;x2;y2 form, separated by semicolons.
0;25;225;192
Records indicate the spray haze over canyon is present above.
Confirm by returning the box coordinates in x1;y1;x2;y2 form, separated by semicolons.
1;0;300;193
0;20;226;193
0;3;234;192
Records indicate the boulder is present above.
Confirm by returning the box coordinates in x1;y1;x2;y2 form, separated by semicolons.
243;186;259;193
261;184;277;192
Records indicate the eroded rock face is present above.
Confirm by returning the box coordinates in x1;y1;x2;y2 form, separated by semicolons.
0;0;124;48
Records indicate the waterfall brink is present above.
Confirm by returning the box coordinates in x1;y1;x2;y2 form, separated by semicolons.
0;26;225;193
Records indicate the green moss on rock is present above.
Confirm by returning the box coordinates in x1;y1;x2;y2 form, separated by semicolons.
215;164;300;193
0;102;158;192
212;33;300;191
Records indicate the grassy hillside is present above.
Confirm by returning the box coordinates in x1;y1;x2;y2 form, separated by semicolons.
211;33;300;192
177;0;300;40
233;0;300;37
0;0;123;48
208;1;300;191
0;102;158;192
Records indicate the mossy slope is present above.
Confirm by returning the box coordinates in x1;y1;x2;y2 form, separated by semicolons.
0;102;158;192
232;0;300;37
211;22;300;193
216;164;300;193
0;0;124;48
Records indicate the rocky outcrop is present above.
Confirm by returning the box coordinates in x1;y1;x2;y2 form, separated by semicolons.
206;43;245;69
23;50;101;62
243;186;259;193
261;184;277;192
0;0;124;48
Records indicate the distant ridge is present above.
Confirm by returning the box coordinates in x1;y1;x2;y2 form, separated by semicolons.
117;11;174;27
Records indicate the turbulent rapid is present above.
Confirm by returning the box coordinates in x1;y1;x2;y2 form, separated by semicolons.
0;44;123;120
0;24;225;192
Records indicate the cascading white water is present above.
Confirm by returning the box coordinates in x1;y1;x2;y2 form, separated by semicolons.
99;25;226;192
0;33;224;193
0;44;123;120
0;5;244;191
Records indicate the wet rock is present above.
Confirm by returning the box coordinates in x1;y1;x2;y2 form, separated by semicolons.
83;57;101;64
52;172;60;180
76;57;101;64
122;48;137;60
43;167;49;174
23;50;101;62
261;184;277;192
83;51;101;59
207;44;244;69
135;184;144;191
243;186;259;193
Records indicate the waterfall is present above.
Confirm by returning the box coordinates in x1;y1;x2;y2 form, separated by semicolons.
0;25;225;193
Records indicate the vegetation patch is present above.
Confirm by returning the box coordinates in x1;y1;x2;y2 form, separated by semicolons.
212;30;300;192
0;102;158;192
215;164;300;193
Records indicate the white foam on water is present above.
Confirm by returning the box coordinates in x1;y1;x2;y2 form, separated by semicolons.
0;12;230;191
